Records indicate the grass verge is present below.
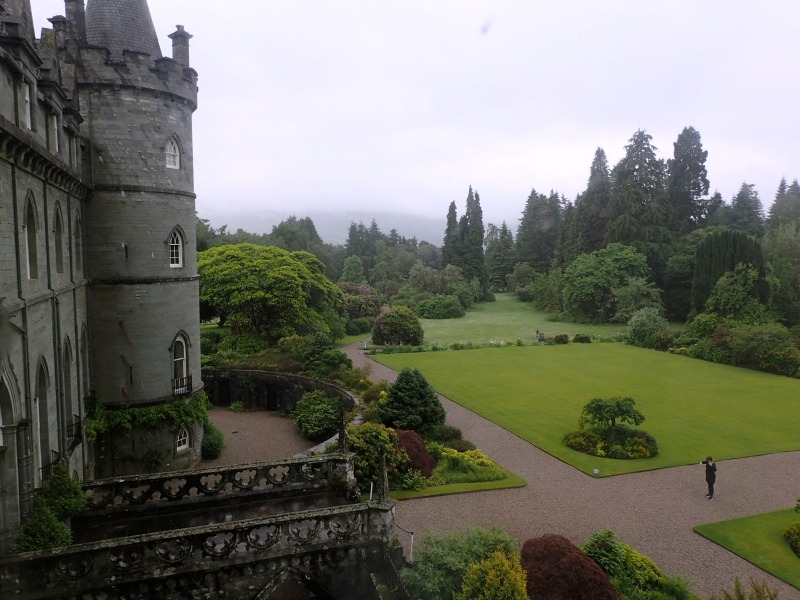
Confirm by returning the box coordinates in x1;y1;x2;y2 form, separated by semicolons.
694;509;800;590
389;468;527;500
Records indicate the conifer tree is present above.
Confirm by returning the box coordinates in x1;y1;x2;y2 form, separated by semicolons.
516;188;563;272
768;178;800;228
575;147;612;253
442;201;461;268
666;126;710;233
485;222;516;291
728;183;764;236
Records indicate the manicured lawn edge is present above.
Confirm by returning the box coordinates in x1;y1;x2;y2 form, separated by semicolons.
694;509;800;590
389;468;527;500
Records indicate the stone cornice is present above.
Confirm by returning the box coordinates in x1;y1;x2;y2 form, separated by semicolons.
91;184;196;199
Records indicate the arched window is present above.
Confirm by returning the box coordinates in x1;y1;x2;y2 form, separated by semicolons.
74;216;83;271
172;335;189;395
169;229;183;268
25;198;38;279
175;427;190;452
165;138;180;170
54;208;64;274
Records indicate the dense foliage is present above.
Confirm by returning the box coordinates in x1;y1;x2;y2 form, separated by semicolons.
396;429;437;477
521;533;619;600
372;306;424;346
344;423;410;489
454;550;528;600
401;526;517;600
201;420;225;459
11;496;73;553
198;244;345;342
39;463;86;521
292;390;342;440
565;398;657;460
377;367;445;434
785;521;800;557
627;307;670;348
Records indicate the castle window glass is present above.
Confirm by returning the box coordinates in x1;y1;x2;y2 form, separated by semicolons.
169;230;183;267
49;114;59;153
74;217;83;271
166;138;180;169
20;82;32;130
175;428;190;452
172;336;189;395
54;210;64;274
25;201;38;279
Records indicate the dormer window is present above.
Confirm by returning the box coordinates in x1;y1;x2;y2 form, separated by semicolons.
166;138;180;169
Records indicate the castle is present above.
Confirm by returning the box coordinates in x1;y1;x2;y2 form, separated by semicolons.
0;0;203;552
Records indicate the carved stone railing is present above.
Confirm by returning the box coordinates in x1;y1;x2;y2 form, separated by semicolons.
0;502;396;599
81;454;357;512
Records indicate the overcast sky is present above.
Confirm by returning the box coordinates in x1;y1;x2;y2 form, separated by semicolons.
35;1;800;235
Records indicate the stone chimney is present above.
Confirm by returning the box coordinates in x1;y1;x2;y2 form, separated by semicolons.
168;24;192;68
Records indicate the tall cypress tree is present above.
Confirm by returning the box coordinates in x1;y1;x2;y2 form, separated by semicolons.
462;187;487;290
575;147;612;253
442;201;461;267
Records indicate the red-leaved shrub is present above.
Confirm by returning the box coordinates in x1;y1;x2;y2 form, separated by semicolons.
521;534;619;600
396;429;437;477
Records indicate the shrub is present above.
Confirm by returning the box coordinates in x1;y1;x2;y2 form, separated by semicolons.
377;368;445;435
454;549;527;600
415;295;465;319
618;542;665;589
396;429;437;477
728;322;800;376
708;577;780;600
686;337;733;365
563;429;601;453
345;316;374;335
554;334;569;344
627;307;670;349
217;333;271;355
292;391;342;440
573;333;592;343
401;526;517;600
785;521;800;557
276;334;314;359
201;420;225;459
372;306;424;346
443;438;476;452
521;533;619;600
228;400;245;413
40;463;85;521
424;424;463;443
582;529;629;580
345;423;410;489
200;327;228;355
11;496;72;553
361;380;391;404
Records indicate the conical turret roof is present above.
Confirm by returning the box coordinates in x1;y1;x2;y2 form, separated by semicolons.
85;0;162;59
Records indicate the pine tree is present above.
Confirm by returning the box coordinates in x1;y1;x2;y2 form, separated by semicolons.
666;126;710;233
768;178;800;228
442;201;461;267
728;183;764;236
516;188;563;271
575;147;612;253
485;222;516;291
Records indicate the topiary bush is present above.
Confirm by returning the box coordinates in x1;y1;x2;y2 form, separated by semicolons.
292;390;342;440
785;521;800;557
377;367;445;435
11;496;73;553
201;420;225;459
40;463;85;521
521;533;619;600
396;429;437;478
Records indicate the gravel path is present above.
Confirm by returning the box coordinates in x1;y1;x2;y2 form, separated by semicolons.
205;344;800;598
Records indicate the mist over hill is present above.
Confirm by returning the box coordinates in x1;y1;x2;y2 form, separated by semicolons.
199;208;445;246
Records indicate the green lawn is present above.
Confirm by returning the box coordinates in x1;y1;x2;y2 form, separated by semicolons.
375;344;800;476
390;468;527;500
419;293;637;346
694;509;800;589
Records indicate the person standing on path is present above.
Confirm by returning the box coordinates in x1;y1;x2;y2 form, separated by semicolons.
702;456;717;500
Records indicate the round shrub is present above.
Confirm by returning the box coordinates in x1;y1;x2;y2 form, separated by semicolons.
554;334;569;344
292;391;342;440
414;295;465;319
785;521;800;557
396;429;437;478
521;533;618;600
377;368;445;435
627;307;669;349
372;306;424;346
201;420;225;459
455;550;527;600
345;423;410;489
573;333;592;343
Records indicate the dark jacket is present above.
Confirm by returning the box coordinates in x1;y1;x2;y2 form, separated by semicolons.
704;461;717;482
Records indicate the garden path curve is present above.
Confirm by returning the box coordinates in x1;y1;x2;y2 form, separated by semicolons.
341;342;800;599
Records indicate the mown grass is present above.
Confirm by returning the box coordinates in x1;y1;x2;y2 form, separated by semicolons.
375;343;800;476
694;509;800;589
419;293;631;346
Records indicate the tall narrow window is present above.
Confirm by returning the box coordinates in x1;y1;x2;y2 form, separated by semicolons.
54;209;64;274
173;338;186;381
20;82;32;130
25;200;38;279
74;217;83;271
49;114;59;153
169;230;183;267
165;138;180;169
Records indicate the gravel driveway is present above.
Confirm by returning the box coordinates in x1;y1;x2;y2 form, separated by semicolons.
205;343;800;598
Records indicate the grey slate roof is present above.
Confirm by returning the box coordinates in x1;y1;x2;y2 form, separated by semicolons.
85;0;162;59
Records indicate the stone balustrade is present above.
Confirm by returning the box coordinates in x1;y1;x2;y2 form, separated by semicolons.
0;501;396;599
81;454;357;512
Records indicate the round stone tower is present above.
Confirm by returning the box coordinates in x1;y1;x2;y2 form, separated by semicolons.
75;0;202;476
